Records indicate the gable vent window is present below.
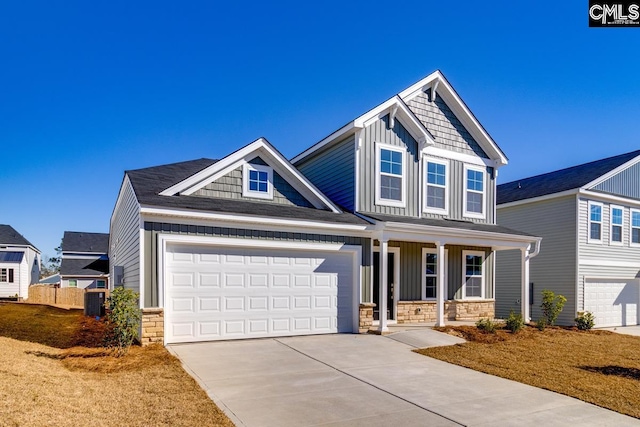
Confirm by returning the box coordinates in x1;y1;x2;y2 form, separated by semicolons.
424;159;448;214
588;201;603;243
463;165;485;218
610;205;624;245
242;163;274;200
375;144;405;208
631;209;640;245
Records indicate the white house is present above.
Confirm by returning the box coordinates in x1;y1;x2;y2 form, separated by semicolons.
0;224;40;299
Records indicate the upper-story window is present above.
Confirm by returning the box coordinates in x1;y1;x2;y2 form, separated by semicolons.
376;144;405;207
463;165;485;218
424;158;448;214
610;205;624;245
242;163;274;200
631;209;640;246
588;201;603;243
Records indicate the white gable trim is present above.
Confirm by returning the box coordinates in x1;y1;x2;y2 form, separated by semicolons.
159;138;341;213
583;154;640;190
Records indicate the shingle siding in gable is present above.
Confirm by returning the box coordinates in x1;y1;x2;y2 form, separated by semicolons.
592;161;640;199
406;89;488;158
295;135;355;211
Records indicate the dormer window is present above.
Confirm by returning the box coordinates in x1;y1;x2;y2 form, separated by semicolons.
375;143;405;207
242;163;273;200
463;165;486;219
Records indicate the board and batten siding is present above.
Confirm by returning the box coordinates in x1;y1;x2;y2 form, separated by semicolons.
109;176;142;295
577;196;640;312
295;136;356;211
495;195;577;324
592;161;640;199
193;157;313;208
142;221;371;308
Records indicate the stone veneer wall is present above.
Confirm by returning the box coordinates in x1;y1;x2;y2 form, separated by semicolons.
395;300;495;323
141;308;164;345
359;303;375;333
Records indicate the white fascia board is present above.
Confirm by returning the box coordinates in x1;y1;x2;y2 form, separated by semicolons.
578;189;640;207
140;206;371;235
110;175;137;226
60;274;108;278
423;146;498;168
496;188;579;209
582;154;640;189
579;259;640;268
291;122;357;164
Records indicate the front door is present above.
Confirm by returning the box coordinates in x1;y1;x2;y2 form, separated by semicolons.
373;252;395;321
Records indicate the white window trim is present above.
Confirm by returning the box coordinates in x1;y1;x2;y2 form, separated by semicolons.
609;204;625;246
462;164;486;219
68;279;78;288
242;163;274;200
461;250;485;299
375;143;406;208
423;157;449;215
421;247;448;300
588;201;603;244
630;208;640;247
0;268;8;283
96;279;106;289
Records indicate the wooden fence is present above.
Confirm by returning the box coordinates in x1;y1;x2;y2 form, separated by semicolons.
27;285;109;309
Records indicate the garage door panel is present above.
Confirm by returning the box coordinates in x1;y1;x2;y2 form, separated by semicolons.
164;244;355;343
584;279;639;327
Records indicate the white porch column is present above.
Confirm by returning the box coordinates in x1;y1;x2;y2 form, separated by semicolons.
378;238;389;332
521;245;531;322
435;241;446;327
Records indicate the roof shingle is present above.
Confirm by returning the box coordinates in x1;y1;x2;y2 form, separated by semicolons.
0;225;37;249
62;232;109;253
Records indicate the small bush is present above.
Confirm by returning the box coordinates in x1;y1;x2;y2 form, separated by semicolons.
104;287;141;356
575;311;595;330
540;289;567;326
536;318;547;331
505;310;524;333
476;318;497;333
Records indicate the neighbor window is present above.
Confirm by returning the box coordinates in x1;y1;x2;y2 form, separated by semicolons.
68;279;77;288
464;166;485;217
96;280;106;289
462;251;484;299
376;144;405;207
610;205;624;245
588;201;603;242
0;268;13;283
425;159;448;213
242;163;273;200
631;209;640;245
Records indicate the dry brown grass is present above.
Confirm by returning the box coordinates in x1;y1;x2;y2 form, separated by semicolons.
0;303;234;426
417;325;640;419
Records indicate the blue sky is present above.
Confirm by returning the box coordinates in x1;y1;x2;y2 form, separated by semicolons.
2;1;640;260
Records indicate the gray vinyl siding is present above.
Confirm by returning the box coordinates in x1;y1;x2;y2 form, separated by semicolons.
495;195;577;325
142;221;371;308
576;196;640;311
405;89;489;158
109;177;141;294
592;161;640;199
193;157;313;208
360;115;419;216
447;246;494;300
294;136;356;211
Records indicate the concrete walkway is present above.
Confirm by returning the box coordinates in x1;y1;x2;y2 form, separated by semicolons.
170;332;639;427
600;325;640;337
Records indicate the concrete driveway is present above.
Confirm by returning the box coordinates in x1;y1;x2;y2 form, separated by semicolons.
169;331;639;427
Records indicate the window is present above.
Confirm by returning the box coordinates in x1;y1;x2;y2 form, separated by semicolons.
375;144;405;207
422;248;447;300
462;251;484;299
242;163;273;200
463;166;485;218
0;268;12;283
631;209;640;245
96;280;106;289
610;205;624;245
424;159;448;213
588;201;603;242
69;279;77;288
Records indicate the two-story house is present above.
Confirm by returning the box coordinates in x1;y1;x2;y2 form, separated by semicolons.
109;70;539;345
496;150;640;327
59;231;110;289
0;224;40;299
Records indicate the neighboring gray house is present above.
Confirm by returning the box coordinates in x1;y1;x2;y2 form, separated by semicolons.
0;224;40;299
60;231;109;289
110;70;539;345
496;150;640;327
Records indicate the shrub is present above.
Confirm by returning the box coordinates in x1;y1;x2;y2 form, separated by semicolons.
540;289;567;326
575;311;595;330
505;310;524;333
536;317;547;331
104;287;141;355
476;318;497;333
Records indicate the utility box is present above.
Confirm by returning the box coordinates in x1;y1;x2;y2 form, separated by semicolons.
85;291;106;317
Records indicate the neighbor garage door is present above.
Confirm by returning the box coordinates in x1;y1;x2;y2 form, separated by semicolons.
164;243;356;344
584;279;640;327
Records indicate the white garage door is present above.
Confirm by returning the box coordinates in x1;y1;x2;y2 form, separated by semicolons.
584;279;640;327
164;243;356;344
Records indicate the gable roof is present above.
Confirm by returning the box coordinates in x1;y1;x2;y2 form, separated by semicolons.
292;70;507;167
497;150;640;205
62;231;110;254
0;225;38;250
